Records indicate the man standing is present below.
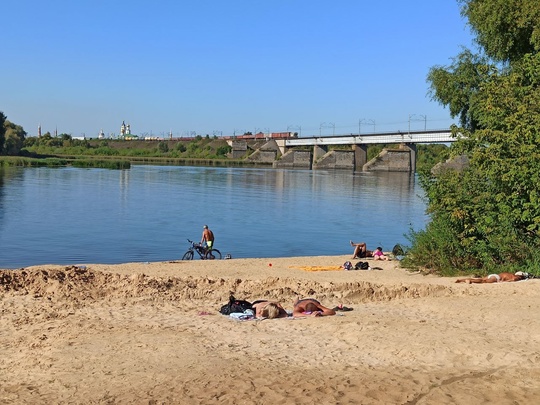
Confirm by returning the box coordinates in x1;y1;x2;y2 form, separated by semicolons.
201;225;215;253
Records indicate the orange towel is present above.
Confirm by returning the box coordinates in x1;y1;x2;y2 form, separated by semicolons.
289;266;344;272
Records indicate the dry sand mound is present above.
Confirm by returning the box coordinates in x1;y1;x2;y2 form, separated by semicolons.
2;256;540;404
1;265;455;305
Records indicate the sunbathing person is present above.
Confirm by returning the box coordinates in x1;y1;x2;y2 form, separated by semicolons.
373;247;391;261
292;298;336;317
350;241;373;259
455;271;529;284
251;300;289;319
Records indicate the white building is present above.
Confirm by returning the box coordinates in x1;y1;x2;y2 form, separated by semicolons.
120;121;131;137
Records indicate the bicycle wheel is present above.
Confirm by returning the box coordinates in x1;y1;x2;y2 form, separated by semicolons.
182;250;194;260
205;249;221;260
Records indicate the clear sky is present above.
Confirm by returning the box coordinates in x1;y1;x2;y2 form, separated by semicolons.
2;0;475;138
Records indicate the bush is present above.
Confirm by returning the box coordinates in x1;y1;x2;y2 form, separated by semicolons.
157;141;169;153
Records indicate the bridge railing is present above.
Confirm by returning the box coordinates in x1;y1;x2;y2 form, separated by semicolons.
284;129;458;146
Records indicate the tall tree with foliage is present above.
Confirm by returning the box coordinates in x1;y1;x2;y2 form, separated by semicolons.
405;0;540;275
0;111;6;155
0;112;26;156
3;120;27;155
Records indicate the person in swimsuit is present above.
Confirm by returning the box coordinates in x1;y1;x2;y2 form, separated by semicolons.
292;298;336;317
373;247;390;261
455;272;529;284
350;241;373;259
251;300;289;319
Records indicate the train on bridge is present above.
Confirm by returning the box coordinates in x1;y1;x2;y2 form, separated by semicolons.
221;131;298;141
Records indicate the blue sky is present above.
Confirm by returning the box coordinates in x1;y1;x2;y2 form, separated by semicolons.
2;1;474;138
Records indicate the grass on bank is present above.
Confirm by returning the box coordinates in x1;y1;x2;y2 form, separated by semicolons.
0;156;131;169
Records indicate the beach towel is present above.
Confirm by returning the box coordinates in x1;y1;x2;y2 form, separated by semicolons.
229;310;255;321
289;265;344;272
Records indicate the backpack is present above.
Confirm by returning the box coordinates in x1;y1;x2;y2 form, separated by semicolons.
219;295;253;315
355;261;370;270
343;261;353;270
392;244;405;256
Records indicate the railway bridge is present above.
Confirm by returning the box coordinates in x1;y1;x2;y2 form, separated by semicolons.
230;129;459;172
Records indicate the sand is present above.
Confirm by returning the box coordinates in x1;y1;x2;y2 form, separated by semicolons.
1;255;540;404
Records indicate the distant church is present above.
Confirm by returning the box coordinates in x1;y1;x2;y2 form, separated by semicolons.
120;121;131;137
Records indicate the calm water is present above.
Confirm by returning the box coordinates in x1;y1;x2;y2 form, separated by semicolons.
0;165;428;269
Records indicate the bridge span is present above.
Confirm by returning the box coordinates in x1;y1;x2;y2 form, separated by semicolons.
272;129;458;172
230;129;459;172
283;129;456;147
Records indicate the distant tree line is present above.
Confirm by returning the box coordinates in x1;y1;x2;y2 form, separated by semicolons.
1;112;448;171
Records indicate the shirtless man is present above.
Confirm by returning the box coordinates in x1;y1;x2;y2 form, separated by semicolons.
455;271;529;284
251;300;288;319
292;298;336;317
201;225;215;254
350;241;373;259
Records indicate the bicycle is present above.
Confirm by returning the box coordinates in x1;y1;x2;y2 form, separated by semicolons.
181;239;222;260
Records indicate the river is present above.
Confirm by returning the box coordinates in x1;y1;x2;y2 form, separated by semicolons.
0;165;428;268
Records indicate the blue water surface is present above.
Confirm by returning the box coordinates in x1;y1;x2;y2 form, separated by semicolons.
0;165;428;268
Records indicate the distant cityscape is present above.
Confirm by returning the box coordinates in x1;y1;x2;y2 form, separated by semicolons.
36;120;299;141
33;114;441;141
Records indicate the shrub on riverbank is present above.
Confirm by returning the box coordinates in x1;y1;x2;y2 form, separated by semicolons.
22;136;233;160
403;1;540;277
0;156;68;167
0;156;130;169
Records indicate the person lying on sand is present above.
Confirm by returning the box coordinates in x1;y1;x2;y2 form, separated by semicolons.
292;298;336;317
455;271;529;284
350;241;373;259
251;300;289;319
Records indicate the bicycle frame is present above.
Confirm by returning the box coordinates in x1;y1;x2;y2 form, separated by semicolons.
182;239;222;260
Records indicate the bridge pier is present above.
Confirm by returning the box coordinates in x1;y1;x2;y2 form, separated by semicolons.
313;145;328;166
353;144;368;171
403;143;417;173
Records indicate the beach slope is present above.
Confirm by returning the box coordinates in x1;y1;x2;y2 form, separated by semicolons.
1;256;540;404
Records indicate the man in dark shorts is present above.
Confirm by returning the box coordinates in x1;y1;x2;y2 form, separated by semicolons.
350;241;373;259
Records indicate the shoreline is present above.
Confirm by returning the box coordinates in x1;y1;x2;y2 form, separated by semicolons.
2;256;540;404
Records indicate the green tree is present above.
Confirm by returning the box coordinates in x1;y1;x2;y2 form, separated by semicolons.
406;0;540;275
3;120;27;155
461;0;540;62
0;111;6;154
427;49;496;131
157;141;169;153
0;113;26;155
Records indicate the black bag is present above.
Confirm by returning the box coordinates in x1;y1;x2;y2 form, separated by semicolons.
219;295;253;315
355;261;370;270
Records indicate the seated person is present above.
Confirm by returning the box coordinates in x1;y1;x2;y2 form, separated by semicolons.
292;298;336;317
373;247;390;261
251;300;288;319
350;241;373;259
455;271;529;284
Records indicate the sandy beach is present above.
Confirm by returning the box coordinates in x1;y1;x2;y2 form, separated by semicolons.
1;255;540;404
